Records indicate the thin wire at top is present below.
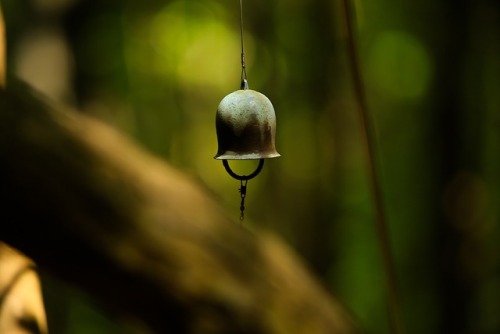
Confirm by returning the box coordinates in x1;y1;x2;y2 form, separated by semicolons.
239;0;247;82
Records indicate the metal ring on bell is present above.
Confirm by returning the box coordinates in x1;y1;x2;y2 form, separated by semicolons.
222;159;265;181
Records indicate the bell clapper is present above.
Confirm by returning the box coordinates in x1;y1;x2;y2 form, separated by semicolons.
239;180;247;222
221;160;263;222
221;160;264;223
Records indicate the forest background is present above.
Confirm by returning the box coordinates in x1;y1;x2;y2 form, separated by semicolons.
2;0;499;333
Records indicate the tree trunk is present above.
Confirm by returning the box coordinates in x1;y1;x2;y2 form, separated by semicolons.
0;81;357;334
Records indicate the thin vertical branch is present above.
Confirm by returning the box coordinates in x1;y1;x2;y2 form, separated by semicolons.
340;1;405;334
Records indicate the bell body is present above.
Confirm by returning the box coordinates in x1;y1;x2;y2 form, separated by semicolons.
215;89;280;160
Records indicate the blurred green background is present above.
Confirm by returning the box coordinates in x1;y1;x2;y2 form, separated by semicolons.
3;0;499;333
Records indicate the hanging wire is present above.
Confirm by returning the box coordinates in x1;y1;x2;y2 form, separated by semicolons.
239;0;248;88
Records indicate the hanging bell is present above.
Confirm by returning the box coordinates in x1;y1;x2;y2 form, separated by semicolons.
214;85;280;160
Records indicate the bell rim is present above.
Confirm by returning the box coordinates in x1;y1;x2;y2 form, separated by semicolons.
214;152;281;160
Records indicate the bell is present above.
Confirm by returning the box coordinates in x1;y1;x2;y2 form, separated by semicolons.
214;88;280;160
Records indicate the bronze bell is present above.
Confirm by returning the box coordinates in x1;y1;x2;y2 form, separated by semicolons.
214;87;280;160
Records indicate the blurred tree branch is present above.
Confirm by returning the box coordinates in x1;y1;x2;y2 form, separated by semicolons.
0;82;357;334
0;4;48;334
0;3;4;87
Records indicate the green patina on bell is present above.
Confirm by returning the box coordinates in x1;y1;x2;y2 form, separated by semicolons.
214;82;280;161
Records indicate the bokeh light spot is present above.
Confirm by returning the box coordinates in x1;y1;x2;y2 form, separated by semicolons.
149;0;246;90
367;31;432;99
